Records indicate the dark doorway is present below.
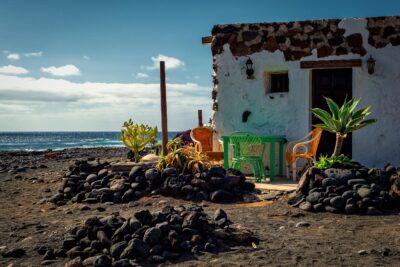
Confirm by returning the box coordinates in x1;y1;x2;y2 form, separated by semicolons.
312;68;352;157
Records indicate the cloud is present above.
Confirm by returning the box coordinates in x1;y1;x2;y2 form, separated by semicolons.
24;51;43;57
0;74;211;130
83;55;90;60
7;53;20;61
135;72;149;79
186;75;200;80
0;65;29;75
2;50;9;54
146;54;185;70
41;64;81;77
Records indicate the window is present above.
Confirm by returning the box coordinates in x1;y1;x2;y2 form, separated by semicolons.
265;71;289;93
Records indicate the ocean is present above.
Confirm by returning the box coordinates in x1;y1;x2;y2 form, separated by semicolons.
0;131;181;151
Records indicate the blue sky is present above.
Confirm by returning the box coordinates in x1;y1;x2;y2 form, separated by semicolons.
0;0;399;131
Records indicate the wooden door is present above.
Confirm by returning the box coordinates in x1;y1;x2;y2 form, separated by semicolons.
312;68;352;157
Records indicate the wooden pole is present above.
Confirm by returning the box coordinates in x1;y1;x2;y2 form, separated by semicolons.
160;61;168;156
198;110;203;127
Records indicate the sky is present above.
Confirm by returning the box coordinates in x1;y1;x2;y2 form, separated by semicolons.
0;0;399;131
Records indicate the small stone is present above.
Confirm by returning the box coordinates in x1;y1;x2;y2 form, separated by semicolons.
306;192;322;204
94;255;112;267
330;196;346;209
213;208;228;221
2;248;26;258
129;166;143;179
134;210;153;225
110;241;128;259
86;174;98;183
324;205;339;213
210;189;234;203
143;227;162;245
382;247;391;256
110;179;126;192
62;238;76;250
295;221;310;227
358;249;368;255
299;201;313;211
348;179;368;186
80;205;90;211
357;187;372;198
96;207;106;212
342;190;355;199
322;178;338;187
98;169;108;178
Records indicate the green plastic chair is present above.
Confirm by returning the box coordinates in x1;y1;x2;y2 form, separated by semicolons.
229;132;266;182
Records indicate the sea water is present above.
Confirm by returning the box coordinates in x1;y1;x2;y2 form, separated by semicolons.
0;131;180;151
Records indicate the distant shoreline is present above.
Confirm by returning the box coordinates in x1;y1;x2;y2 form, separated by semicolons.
0;131;182;152
0;146;127;155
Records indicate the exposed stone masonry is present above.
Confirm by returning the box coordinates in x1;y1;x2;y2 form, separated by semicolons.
367;16;400;48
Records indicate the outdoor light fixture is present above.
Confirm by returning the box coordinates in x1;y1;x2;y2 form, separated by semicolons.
367;55;376;74
245;57;254;79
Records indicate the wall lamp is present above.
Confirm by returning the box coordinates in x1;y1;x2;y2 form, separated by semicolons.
367;55;376;75
245;57;255;79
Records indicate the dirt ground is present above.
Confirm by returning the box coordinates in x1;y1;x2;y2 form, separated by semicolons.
1;148;399;267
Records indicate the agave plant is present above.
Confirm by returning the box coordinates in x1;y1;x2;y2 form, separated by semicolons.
311;97;377;157
119;119;158;163
182;146;211;174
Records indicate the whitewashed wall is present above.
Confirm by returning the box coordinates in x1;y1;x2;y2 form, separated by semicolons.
214;18;400;168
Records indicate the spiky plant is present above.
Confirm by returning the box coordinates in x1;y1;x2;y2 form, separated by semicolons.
311;97;377;156
182;146;211;174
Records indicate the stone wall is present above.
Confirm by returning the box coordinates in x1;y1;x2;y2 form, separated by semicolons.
211;16;400;59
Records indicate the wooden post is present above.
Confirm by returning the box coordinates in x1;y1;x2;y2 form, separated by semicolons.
198;110;203;127
160;61;168;156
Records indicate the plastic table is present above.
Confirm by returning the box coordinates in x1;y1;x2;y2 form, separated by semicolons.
222;135;285;180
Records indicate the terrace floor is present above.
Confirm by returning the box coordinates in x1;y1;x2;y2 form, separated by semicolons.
248;176;298;192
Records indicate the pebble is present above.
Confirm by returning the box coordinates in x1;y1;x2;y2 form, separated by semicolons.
299;201;312;211
295;221;310;227
2;248;26;258
358;250;368;255
80;205;90;211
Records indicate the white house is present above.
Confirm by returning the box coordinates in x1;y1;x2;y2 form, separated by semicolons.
203;16;400;168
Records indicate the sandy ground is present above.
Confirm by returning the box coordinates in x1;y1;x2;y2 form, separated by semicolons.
1;148;400;267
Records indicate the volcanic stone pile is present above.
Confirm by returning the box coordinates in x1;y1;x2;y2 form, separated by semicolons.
290;164;400;215
50;205;254;266
50;160;255;205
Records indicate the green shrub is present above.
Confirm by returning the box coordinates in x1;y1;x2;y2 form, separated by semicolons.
314;154;354;169
119;119;158;163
